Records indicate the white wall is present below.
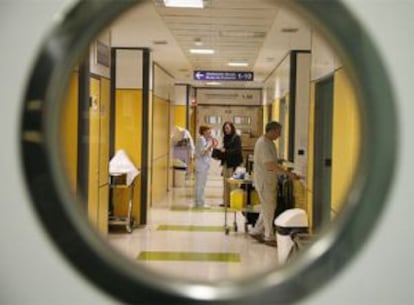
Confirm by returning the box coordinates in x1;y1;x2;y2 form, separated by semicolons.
153;63;174;100
310;31;340;81
174;85;187;106
263;53;291;104
294;52;311;176
116;49;143;89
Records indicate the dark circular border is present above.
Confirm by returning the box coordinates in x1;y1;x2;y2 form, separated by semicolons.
20;0;397;304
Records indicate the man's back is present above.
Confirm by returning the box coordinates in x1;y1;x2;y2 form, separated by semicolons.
253;135;278;189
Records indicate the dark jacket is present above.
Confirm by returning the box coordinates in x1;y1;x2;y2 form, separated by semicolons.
221;134;243;169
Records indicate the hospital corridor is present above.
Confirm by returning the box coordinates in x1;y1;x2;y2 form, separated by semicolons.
107;160;280;282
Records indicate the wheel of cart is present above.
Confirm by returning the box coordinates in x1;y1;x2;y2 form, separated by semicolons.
124;181;135;233
224;204;239;234
223;205;238;234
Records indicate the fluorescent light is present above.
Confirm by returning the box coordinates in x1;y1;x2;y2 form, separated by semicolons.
190;49;215;54
206;82;221;86
228;62;248;67
163;0;203;8
220;31;266;38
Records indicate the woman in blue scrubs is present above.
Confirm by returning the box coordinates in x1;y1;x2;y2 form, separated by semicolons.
194;125;217;207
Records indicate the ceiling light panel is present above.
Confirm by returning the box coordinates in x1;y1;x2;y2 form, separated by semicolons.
153;0;278;77
228;62;249;67
163;0;204;8
220;31;267;38
189;48;215;54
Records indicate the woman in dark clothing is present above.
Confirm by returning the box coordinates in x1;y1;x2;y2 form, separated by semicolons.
219;121;243;206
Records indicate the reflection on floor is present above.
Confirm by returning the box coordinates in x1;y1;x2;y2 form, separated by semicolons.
107;160;279;282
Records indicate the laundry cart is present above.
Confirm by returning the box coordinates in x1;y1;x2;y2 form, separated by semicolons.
109;150;140;233
109;173;137;233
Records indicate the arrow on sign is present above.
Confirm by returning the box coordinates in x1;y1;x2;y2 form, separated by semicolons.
195;71;205;80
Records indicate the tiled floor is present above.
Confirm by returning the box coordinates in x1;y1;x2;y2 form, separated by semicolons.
107;160;280;283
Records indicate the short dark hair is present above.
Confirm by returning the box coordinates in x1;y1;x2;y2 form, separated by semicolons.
265;121;282;133
199;125;210;135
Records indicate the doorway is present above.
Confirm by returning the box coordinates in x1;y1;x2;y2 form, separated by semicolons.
313;75;334;232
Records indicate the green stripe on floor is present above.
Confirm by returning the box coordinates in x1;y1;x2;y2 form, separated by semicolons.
137;251;240;262
157;225;232;232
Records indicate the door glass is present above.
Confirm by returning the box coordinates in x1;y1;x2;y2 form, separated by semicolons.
57;0;363;283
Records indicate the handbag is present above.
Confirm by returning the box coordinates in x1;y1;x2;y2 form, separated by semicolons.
212;148;224;160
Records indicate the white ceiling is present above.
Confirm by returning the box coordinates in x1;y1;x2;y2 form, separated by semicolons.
110;0;317;87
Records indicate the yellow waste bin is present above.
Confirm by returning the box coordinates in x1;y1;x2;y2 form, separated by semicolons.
250;189;260;205
230;189;245;210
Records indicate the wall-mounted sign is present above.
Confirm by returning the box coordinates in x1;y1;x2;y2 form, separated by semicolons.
196;88;261;106
194;70;254;81
96;40;110;67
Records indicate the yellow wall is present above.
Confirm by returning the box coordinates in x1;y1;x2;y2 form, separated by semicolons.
60;71;79;193
190;106;197;140
271;98;281;151
306;69;361;228
60;73;110;235
173;105;186;128
152;95;170;203
147;91;153;207
331;69;361;216
88;77;100;228
306;83;316;229
272;98;280;121
263;104;268;131
114;89;142;222
293;180;307;212
276;94;307;221
97;78;110;234
282;94;290;159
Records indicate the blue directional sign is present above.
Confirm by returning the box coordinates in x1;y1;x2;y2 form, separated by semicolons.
194;70;254;81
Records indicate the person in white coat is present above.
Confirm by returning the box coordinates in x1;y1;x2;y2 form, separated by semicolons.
194;125;217;207
250;121;301;246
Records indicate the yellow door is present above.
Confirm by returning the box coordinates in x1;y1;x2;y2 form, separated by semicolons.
88;77;100;228
97;78;110;234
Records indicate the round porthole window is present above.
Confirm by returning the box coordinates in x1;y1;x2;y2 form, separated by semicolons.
20;0;397;304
